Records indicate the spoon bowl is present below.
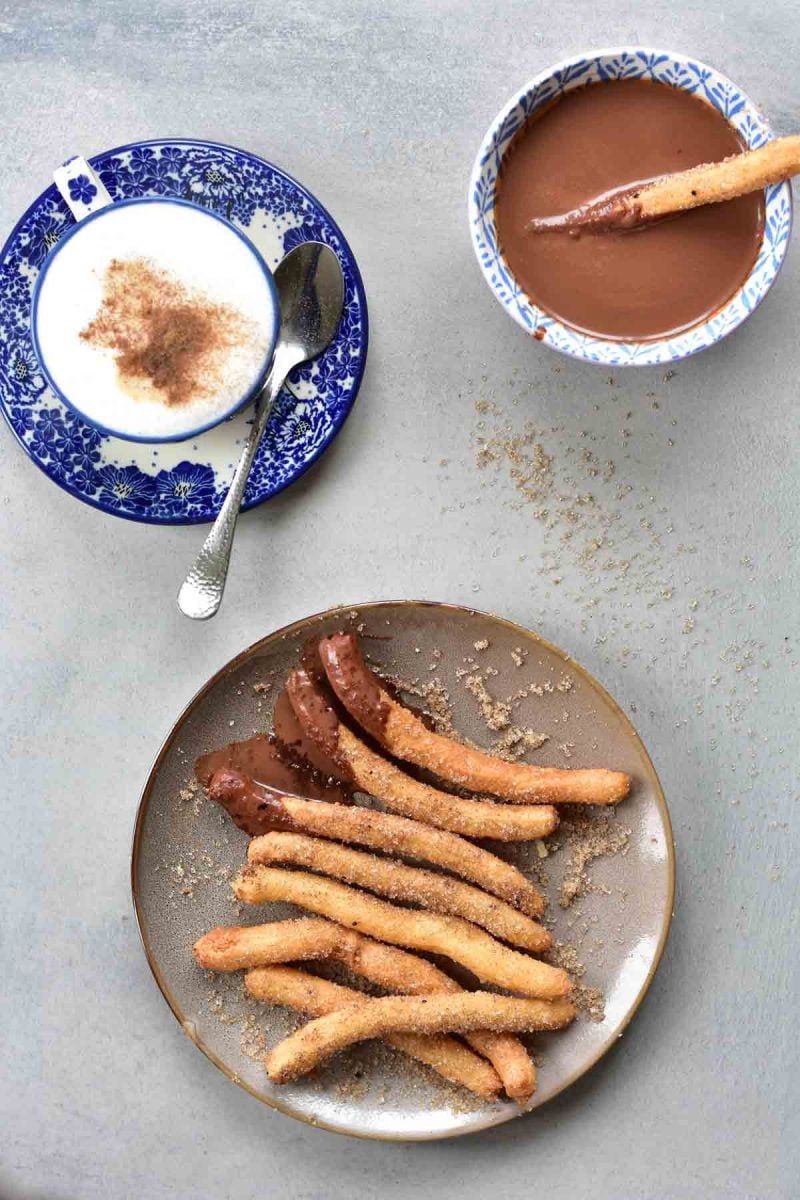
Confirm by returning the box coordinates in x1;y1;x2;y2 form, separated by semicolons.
276;241;346;362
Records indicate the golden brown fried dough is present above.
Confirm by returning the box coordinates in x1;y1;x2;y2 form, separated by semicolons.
266;992;576;1083
246;965;502;1100
211;768;545;916
318;632;630;805
527;134;800;232
249;831;551;951
285;668;560;839
233;866;571;999
340;724;559;837
194;918;536;1102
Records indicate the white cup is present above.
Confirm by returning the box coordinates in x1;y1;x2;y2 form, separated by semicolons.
32;156;279;442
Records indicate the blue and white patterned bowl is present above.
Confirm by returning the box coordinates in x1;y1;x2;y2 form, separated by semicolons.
468;48;793;367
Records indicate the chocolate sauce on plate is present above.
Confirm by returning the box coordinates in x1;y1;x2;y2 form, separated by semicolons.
195;719;350;806
197;634;442;838
206;768;303;836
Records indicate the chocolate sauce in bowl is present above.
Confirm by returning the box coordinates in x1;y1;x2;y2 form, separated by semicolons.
494;78;765;341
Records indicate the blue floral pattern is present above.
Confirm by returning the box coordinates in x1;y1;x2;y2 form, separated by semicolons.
96;464;155;509
469;49;793;366
17;203;69;268
1;336;47;402
0;139;367;523
154;461;218;518
28;407;102;488
67;174;98;205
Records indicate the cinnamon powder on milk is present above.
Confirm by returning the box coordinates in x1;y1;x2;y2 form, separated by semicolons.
81;256;254;407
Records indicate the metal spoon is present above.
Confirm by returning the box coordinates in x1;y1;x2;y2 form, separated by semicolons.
177;241;345;620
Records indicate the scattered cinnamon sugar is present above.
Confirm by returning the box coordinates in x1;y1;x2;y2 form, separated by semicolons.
469;389;790;779
470;397;673;608
239;1013;269;1061
463;673;513;731
546;941;606;1022
489;725;549;762
458;664;551;760
334;1061;372;1100
394;667;550;765
178;777;202;815
81;255;255;406
474;417;553;507
389;674;457;737
555;809;632;908
207;987;241;1026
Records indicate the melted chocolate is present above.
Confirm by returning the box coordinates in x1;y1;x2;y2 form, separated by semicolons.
207;767;300;836
300;635;328;681
272;687;343;778
318;632;390;738
197;633;443;840
285;667;351;768
495;78;765;341
195;730;349;804
525;181;647;233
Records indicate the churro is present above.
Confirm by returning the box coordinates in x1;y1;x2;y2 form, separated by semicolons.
266;992;577;1083
286;667;559;838
318;632;630;805
191;627;633;1108
526;134;800;233
194;918;536;1102
248;831;551;951
210;767;545;917
233;866;571;999
245;965;502;1100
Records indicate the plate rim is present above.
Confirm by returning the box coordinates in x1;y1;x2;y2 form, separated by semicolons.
0;135;369;526
130;599;676;1141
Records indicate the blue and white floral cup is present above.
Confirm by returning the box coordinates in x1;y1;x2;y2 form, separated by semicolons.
31;156;279;442
468;48;794;366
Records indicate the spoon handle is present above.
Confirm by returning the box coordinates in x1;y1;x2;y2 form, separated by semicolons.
177;351;294;620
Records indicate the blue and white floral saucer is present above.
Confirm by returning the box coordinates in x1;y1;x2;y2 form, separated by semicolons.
0;138;368;523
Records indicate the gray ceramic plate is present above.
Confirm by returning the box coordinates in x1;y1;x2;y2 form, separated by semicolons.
132;601;674;1140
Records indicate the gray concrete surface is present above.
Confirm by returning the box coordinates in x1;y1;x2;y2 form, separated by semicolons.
1;2;798;1197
